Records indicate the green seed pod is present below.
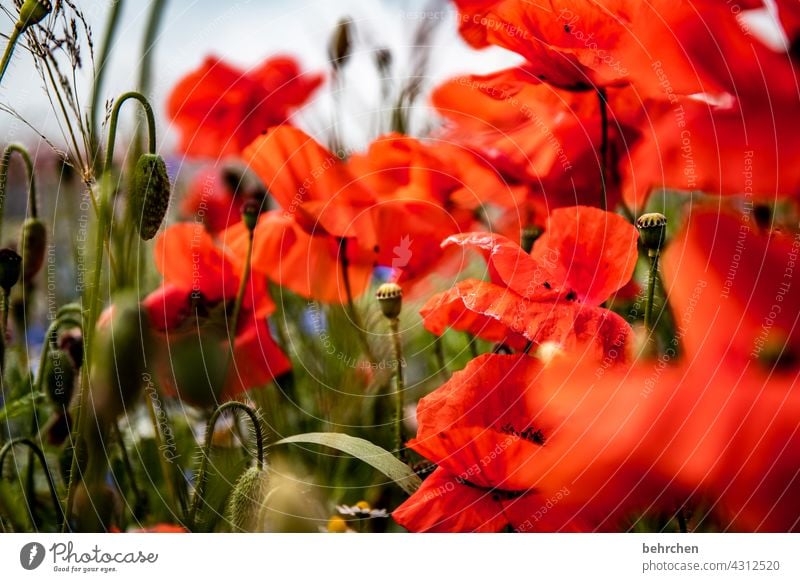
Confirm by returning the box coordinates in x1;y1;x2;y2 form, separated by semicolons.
636;212;668;257
19;217;46;283
90;293;152;422
0;248;21;293
130;153;171;241
376;282;402;320
18;0;51;29
226;465;269;532
44;347;76;407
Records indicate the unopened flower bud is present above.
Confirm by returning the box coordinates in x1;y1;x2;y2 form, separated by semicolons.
242;198;260;232
44;346;76;407
328;18;353;71
520;225;543;253
376;282;402;319
130;153;171;240
0;248;21;293
19;217;46;283
636;212;667;257
226;465;270;532
18;0;51;29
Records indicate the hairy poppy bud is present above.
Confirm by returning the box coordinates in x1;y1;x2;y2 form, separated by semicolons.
636;212;667;257
72;480;119;532
44;346;76;407
242;198;260;232
226;465;269;532
18;0;51;29
90;293;152;422
328;18;353;71
376;282;402;320
520;225;543;253
19;217;46;283
0;248;21;293
130;153;171;240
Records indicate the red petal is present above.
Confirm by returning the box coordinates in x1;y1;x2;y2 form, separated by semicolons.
531;206;638;305
393;467;507;533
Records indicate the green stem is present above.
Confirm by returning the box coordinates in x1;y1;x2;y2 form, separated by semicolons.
0;143;36;243
111;422;146;519
188;401;265;529
389;318;406;462
90;0;125;173
597;88;609;212
0;438;65;531
0;24;22;86
339;238;375;361
644;252;660;333
143;382;185;519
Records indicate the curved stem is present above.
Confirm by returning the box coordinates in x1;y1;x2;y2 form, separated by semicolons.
104;91;157;174
188;401;264;529
389;318;405;462
0;143;37;243
0;438;65;531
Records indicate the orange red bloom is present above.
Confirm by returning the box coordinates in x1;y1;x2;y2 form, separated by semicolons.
167;56;322;158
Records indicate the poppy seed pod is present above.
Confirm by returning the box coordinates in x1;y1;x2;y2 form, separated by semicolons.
130;153;171;240
520;225;543;253
90;293;152;422
19;217;47;283
328;18;353;70
226;465;270;532
636;212;668;256
0;248;22;293
18;0;51;29
242;198;260;232
376;282;402;319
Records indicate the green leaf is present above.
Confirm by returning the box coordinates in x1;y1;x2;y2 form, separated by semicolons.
0;392;44;424
270;432;421;495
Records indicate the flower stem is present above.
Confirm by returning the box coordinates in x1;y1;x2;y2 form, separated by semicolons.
0;24;22;86
0;438;65;531
597;87;609;212
339;238;375;361
644;251;660;333
111;422;147;519
389;317;406;462
188;401;265;529
0;143;36;245
143;389;184;519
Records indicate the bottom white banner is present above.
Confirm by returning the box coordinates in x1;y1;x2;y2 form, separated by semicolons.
0;533;797;581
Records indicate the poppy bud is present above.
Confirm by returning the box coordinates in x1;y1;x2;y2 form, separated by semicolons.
226;465;269;532
242;198;260;232
375;47;392;75
0;248;21;293
376;282;402;319
90;293;152;422
44;346;76;407
328;18;353;71
636;212;667;257
520;225;543;253
72;480;119;532
130;153;171;241
19;217;46;283
58;329;83;370
18;0;51;29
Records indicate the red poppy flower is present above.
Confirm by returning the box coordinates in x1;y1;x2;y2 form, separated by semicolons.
180;165;265;233
143;223;290;401
240;127;517;300
525;352;800;532
395;354;582;532
662;205;800;366
421;206;638;361
167;56;322;158
453;0;762;97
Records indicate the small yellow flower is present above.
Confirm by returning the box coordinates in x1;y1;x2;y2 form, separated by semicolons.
327;515;348;533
